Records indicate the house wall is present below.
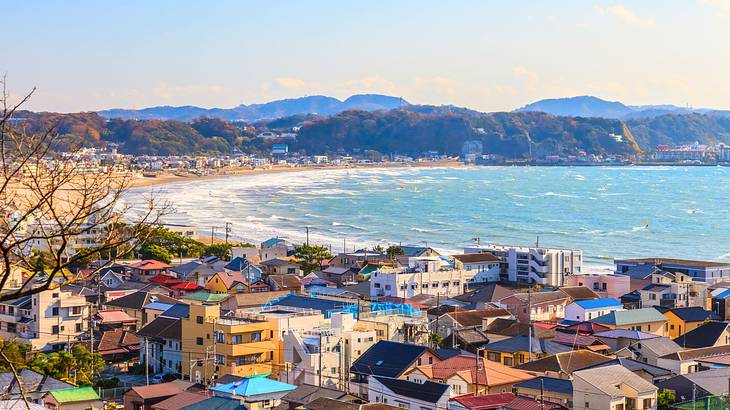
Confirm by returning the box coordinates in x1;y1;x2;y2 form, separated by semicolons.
564;303;623;322
565;274;630;299
367;376;450;410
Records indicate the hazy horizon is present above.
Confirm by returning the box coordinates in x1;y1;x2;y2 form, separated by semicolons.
4;1;730;113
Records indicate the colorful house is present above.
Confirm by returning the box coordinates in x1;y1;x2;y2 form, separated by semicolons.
43;387;103;410
210;375;296;410
590;307;668;337
661;306;716;339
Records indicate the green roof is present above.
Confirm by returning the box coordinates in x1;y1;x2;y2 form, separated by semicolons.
49;387;100;403
183;291;229;303
591;308;667;326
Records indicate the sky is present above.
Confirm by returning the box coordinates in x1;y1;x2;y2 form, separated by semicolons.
3;0;730;113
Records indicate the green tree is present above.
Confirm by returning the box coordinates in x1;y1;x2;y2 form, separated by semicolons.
203;243;233;260
0;338;30;372
294;243;333;273
430;333;444;348
657;389;676;410
28;345;103;386
139;227;206;258
29;250;52;273
67;247;101;271
386;245;404;259
372;245;385;253
139;244;173;263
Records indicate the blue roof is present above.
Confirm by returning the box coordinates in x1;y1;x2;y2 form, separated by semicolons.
143;302;175;311
575;298;622;309
261;238;286;248
270;294;354;316
717;289;730;299
514;376;573;395
161;303;190;319
593;329;659;340
210;375;296;397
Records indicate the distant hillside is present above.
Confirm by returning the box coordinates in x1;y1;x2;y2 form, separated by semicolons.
98;94;405;122
294;109;641;158
517;95;730;120
626;113;730;148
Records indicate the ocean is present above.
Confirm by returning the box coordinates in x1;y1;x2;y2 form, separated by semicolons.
125;166;730;271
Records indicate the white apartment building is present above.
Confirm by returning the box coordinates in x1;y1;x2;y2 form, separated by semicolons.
0;287;89;351
464;244;582;286
25;219;106;259
370;257;476;299
283;312;376;389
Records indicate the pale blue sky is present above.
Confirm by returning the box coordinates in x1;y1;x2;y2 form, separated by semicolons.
3;1;730;112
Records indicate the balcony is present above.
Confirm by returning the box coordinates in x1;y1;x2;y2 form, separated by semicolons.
216;339;276;357
218;362;273;378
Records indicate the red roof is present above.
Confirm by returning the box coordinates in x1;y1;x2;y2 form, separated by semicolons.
131;260;171;271
95;310;137;324
450;393;515;410
171;281;201;290
149;274;184;285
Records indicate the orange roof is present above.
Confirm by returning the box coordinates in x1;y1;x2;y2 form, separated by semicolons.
409;354;534;387
131;260;171;270
95;310;136;324
129;382;185;399
171;281;201;290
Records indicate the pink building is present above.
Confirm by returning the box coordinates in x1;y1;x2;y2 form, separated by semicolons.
565;273;630;299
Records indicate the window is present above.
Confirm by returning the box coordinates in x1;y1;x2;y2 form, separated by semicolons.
453;281;460;287
196;316;204;324
215;331;224;343
251;332;262;342
331;367;337;374
71;306;82;315
51;307;59;316
52;293;59;298
232;335;242;344
441;282;449;288
51;325;59;334
585;402;590;408
374;283;381;288
399;284;406;291
422;283;428;288
503;356;513;366
215;354;224;364
196;337;203;345
384;285;391;291
75;323;83;332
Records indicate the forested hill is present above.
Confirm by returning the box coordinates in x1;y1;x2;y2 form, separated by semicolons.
13;107;730;157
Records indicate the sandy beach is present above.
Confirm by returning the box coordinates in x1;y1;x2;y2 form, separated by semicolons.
130;159;464;189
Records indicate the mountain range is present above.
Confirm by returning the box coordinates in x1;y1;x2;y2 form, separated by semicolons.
516;95;730;119
99;94;406;122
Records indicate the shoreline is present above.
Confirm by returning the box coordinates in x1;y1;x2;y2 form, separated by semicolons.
129;159;464;188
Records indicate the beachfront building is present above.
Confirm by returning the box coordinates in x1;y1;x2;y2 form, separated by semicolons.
638;270;709;309
565;298;625;322
464;244;582;286
370;257;476;299
451;253;502;283
615;258;730;284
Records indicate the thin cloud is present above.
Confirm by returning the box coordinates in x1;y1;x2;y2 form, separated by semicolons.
596;4;655;27
702;0;730;14
275;77;308;90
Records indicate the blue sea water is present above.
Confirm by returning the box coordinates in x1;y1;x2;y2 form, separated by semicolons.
126;166;730;270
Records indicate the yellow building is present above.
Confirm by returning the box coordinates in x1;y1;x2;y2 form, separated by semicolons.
591;308;668;337
205;271;249;295
181;303;276;385
662;307;714;339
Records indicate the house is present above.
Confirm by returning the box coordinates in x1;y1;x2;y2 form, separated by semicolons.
206;271;251;295
565;273;631;299
448;392;566;410
447;283;515;310
318;266;357;286
370;257;476;299
673;321;730;348
223;258;263;283
434;308;512;340
0;369;73;403
638;269;709;309
349;341;440;398
104;291;179;324
451;253;502;283
516;350;613;379
662;306;716;339
400;246;440;258
266;275;303;293
138;315;184;376
260;258;301;276
564;298;624;322
657;344;730;374
593;329;660;352
268;294;356;318
123;381;195;410
499;291;569;322
96;328;140;365
482;335;572;366
278;384;360;409
368;376;449;410
209;376;296;409
620;336;682;366
482;319;555;343
581;358;673;384
219;291;290;311
590;307;668;337
404;354;535;396
550;331;610;353
95;309;138;331
559;286;601;302
178;396;245;410
150;391;210;410
171;257;227;287
513;377;574;408
656;367;730;403
99;269;127;289
43;387;103;410
572;364;657;410
130;260;172;281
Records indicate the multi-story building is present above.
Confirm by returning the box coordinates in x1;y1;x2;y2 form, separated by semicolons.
283;312;377;389
370;257;476;299
25;219;106;259
465;244;582;286
0;287;88;351
615;258;730;284
639;270;708;309
181;303;276;385
451;253;502;283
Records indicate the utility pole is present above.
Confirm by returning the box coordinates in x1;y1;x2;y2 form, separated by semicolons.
145;337;150;385
540;377;545;410
306;227;310;246
474;349;480;397
224;222;232;245
318;334;323;386
528;285;533;362
210;226;216;245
